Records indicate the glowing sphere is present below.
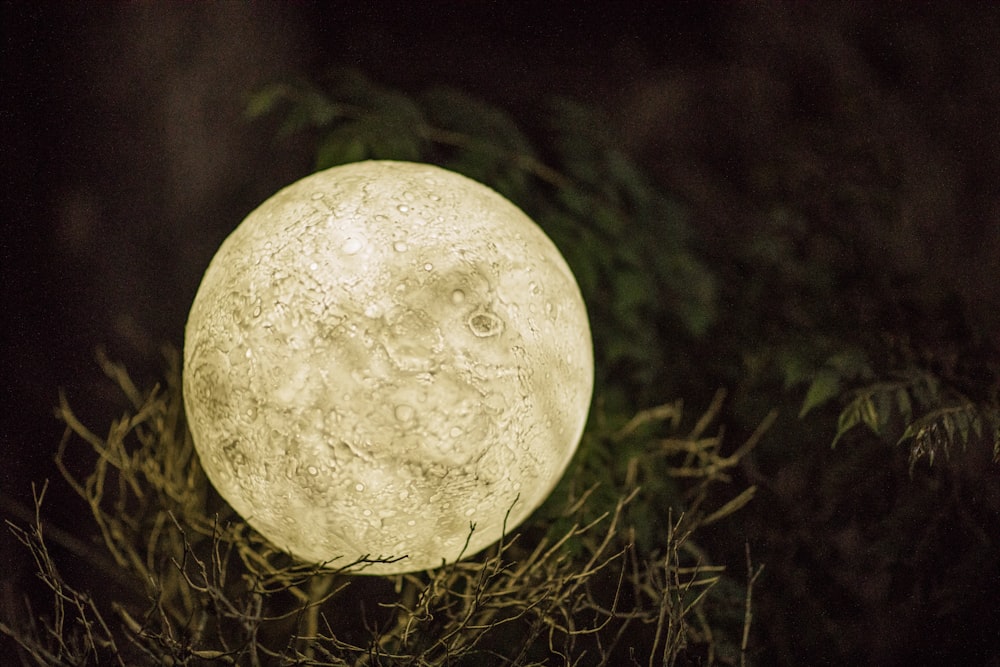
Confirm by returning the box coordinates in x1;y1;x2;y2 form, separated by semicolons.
182;160;593;574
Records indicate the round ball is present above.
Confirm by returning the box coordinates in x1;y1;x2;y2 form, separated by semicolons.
183;161;593;574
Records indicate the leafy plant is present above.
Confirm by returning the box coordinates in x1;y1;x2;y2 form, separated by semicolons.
799;349;1000;470
692;159;1000;473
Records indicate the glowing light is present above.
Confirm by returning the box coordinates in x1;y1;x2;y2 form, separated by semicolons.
183;161;593;574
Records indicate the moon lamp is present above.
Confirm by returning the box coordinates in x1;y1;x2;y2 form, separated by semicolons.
182;160;593;575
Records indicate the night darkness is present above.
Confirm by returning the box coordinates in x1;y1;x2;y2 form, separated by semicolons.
4;3;1000;664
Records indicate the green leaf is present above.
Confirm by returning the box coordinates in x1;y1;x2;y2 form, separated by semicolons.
777;349;814;390
897;420;922;447
861;396;880;434
830;393;884;447
832;401;863;447
245;82;291;119
941;412;956;447
554;187;591;218
551;224;600;300
605;149;653;209
315;125;369;169
972;407;984;440
314;111;426;169
799;369;840;418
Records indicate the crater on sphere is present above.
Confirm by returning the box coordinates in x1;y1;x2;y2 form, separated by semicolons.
467;309;504;337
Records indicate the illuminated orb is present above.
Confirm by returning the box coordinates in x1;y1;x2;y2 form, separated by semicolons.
182;160;593;574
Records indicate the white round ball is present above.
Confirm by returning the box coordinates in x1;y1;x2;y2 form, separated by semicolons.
183;160;593;574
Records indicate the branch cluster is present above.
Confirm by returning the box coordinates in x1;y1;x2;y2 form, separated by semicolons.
3;353;762;665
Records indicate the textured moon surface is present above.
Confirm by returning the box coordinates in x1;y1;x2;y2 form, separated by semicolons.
183;161;593;574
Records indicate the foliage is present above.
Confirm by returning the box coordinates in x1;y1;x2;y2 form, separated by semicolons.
248;68;1000;471
247;69;718;409
798;349;1000;471
2;353;763;665
699;174;1000;472
11;48;1000;665
241;68;1000;665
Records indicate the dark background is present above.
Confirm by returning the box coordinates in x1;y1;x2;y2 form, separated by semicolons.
3;3;1000;664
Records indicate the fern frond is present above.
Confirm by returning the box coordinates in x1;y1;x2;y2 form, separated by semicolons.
899;402;1000;472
